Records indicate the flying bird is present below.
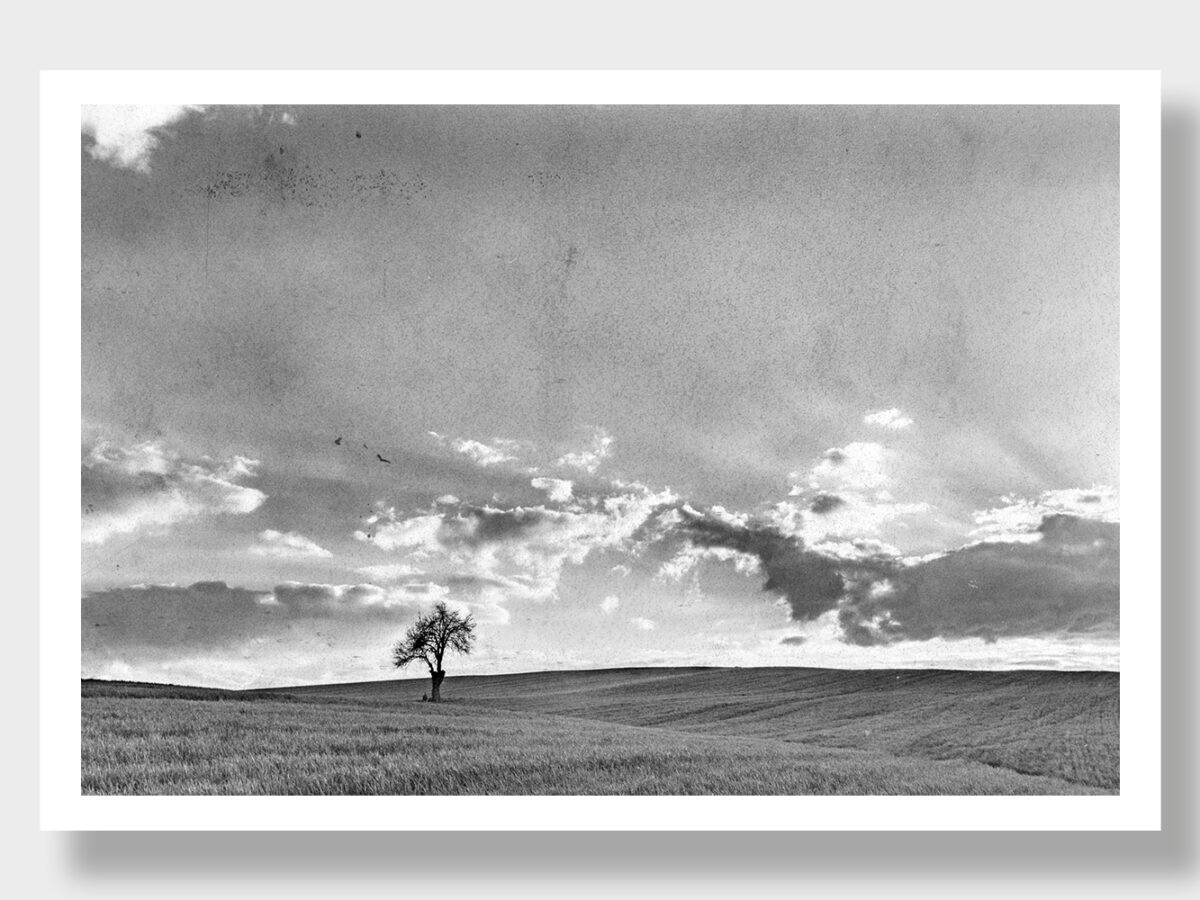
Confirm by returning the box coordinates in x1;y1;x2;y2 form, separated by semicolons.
376;453;392;464
334;436;343;445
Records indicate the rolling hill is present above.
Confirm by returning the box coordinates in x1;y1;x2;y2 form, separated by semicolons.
81;666;1118;795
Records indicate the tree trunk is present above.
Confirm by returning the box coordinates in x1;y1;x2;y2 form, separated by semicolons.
430;670;445;702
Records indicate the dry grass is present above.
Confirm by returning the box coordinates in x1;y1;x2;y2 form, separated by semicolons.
81;667;1117;795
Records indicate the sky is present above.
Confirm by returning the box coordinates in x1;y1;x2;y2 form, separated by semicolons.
80;104;1120;688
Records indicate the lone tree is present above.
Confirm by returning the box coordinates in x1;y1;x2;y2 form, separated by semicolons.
391;601;476;702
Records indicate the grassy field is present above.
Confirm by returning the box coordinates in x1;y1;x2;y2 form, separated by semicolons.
81;666;1118;795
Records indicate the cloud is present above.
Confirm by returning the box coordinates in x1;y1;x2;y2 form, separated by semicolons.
82;438;266;545
835;514;1119;646
442;486;677;599
669;498;1118;649
809;493;845;514
429;432;525;468
971;485;1119;543
82;105;299;175
656;542;761;582
864;408;914;430
82;105;203;172
453;505;554;546
357;563;424;582
248;530;332;560
82;580;429;652
531;477;574;503
773;495;929;550
656;546;700;582
675;506;853;622
450;438;519;467
81;579;477;688
356;482;678;609
802;442;889;492
600;595;620;614
270;581;415;615
355;510;442;551
556;428;614;474
780;441;930;551
629;617;656;631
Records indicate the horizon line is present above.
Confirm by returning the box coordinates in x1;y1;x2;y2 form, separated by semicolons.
81;661;1121;694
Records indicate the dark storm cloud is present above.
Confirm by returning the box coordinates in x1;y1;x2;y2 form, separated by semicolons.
82;580;424;652
674;506;1118;646
809;493;845;515
84;581;268;651
836;514;1120;646
271;581;391;614
676;507;852;621
457;505;553;545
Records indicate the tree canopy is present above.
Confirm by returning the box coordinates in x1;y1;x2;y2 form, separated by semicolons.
391;601;476;701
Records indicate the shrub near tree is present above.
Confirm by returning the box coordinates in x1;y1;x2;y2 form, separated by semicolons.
391;601;476;702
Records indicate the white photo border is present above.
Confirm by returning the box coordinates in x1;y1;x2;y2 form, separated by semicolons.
42;69;1161;831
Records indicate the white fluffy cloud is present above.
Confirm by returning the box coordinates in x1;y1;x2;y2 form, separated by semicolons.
786;494;928;549
556;428;614;474
82;438;266;545
773;441;929;554
600;595;620;614
629;617;657;631
356;483;678;609
82;105;202;172
249;530;332;560
429;428;614;477
82;105;299;174
802;442;890;493
657;543;761;582
355;510;443;552
863;408;914;430
429;432;525;468
531;477;574;503
450;438;519;467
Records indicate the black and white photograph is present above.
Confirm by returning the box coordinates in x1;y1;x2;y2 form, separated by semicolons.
73;93;1134;802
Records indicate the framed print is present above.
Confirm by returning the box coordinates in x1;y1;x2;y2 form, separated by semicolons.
41;70;1161;830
